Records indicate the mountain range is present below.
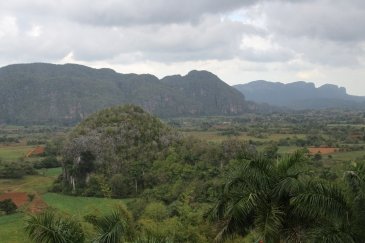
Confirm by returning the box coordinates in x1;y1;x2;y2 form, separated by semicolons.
1;63;364;125
234;80;365;110
0;63;250;124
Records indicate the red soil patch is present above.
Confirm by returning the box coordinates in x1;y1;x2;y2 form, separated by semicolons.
0;192;29;207
28;195;48;213
308;147;338;155
26;146;45;157
0;192;48;213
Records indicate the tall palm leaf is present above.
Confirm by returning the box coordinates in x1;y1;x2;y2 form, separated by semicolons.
24;209;85;243
343;161;365;241
308;224;355;243
209;151;347;242
86;204;134;243
291;179;349;220
209;155;278;241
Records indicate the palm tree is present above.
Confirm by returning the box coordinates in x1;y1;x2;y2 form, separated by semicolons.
85;204;134;243
341;161;365;241
208;151;351;242
24;209;85;243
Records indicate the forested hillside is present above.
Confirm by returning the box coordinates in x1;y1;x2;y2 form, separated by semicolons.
0;63;249;125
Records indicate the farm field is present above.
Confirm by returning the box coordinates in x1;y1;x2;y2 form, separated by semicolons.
182;131;306;143
331;150;365;161
0;165;129;243
0;168;61;194
0;167;61;242
0;193;128;243
0;145;35;161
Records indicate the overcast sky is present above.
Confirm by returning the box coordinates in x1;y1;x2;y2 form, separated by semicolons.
1;0;365;95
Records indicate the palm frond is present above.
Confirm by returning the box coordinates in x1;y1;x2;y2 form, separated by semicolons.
272;176;303;200
308;225;355;243
24;209;84;243
291;180;348;221
88;204;134;243
225;155;274;193
276;150;307;176
254;204;284;242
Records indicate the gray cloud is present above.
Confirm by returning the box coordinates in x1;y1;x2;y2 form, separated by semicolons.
0;0;257;26
0;0;364;94
264;1;365;42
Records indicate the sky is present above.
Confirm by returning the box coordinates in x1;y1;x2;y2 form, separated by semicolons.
0;0;365;95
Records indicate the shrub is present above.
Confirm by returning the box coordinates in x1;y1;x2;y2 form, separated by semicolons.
34;156;60;169
0;199;17;214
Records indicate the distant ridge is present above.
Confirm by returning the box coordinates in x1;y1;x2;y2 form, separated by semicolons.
0;63;250;124
234;80;365;110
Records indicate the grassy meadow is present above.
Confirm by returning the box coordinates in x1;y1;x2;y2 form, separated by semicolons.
182;131;306;143
0;168;61;194
0;166;130;243
0;145;34;162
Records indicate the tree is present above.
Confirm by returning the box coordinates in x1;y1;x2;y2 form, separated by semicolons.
342;161;365;241
85;204;134;243
24;209;85;243
208;151;351;242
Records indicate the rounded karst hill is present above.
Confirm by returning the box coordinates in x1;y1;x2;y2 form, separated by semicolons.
62;105;178;193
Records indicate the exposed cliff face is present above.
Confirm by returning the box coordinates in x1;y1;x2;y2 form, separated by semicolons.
162;70;247;115
234;80;365;110
0;63;249;124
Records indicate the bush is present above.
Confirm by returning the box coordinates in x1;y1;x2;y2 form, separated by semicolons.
110;174;132;198
34;156;60;169
141;202;169;221
0;161;36;179
0;199;17;214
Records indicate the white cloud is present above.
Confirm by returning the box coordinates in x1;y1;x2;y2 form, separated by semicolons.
27;25;42;37
0;16;18;38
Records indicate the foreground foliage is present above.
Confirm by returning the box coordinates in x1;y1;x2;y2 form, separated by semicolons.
85;204;134;242
24;209;85;243
209;152;365;242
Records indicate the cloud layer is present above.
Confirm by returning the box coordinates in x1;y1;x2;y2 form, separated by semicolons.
0;0;364;95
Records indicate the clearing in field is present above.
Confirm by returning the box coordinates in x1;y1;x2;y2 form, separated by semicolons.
0;192;48;213
308;147;338;155
25;146;45;157
0;192;28;208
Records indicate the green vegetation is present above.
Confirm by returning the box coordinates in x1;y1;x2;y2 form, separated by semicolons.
1;105;365;242
84;204;134;242
209;152;365;242
0;145;33;161
0;160;36;179
0;169;60;194
25;209;85;243
0;214;27;242
43;193;126;215
0;199;17;214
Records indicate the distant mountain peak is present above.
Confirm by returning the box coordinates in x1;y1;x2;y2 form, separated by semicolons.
234;80;364;110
